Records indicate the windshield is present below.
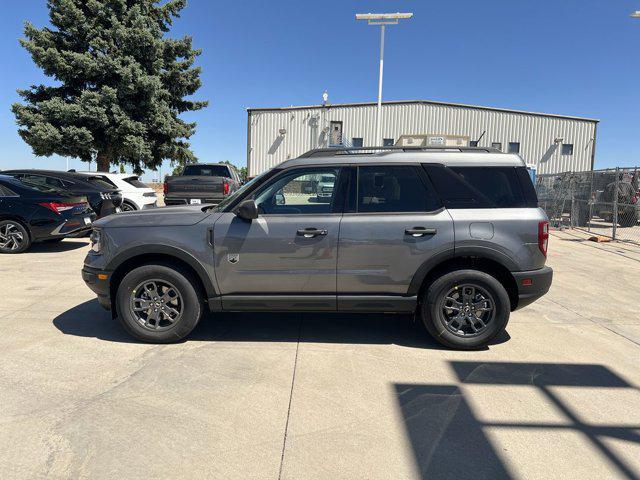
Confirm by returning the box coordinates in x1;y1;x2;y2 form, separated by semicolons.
86;176;117;190
208;169;274;212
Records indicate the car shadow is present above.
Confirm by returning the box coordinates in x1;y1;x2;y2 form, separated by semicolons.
52;299;511;350
30;239;89;253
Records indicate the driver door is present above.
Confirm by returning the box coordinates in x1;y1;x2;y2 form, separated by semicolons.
212;166;346;311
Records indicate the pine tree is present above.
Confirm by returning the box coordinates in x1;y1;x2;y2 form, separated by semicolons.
12;0;207;173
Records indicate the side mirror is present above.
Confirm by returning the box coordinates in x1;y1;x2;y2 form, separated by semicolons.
235;199;258;221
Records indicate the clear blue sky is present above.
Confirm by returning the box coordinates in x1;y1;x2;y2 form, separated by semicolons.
1;0;639;180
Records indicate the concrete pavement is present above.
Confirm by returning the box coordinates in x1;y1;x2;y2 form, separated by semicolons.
0;230;639;479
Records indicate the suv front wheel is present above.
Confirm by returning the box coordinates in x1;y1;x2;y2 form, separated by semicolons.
115;263;203;343
421;270;510;350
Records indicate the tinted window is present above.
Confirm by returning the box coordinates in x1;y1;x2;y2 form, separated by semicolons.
254;168;340;215
86;176;117;190
183;165;231;177
351;137;364;147
357;166;440;213
561;143;574;155
424;165;527;208
0;184;17;196
383;138;395;146
124;176;149;188
508;142;520;154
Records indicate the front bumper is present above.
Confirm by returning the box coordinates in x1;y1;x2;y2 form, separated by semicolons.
512;266;553;310
82;266;112;310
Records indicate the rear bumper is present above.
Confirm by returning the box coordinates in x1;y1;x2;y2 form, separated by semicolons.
164;196;223;206
82;266;112;310
512;266;553;310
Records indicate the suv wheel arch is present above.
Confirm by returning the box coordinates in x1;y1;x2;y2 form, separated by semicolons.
107;248;216;310
411;254;519;311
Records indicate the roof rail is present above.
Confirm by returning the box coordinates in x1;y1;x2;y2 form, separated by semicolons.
299;145;502;157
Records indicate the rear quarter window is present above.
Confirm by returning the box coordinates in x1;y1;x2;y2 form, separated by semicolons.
423;165;532;208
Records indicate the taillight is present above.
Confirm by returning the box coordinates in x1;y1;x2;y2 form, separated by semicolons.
223;181;230;195
538;220;549;257
38;202;86;215
163;183;168;195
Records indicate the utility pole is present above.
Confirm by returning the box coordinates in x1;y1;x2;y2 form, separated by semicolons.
356;12;413;146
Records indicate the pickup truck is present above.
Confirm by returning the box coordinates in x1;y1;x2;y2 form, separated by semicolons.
163;163;241;206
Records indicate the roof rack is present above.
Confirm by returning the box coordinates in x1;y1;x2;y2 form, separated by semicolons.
299;146;502;158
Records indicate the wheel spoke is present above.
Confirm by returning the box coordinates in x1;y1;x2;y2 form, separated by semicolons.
441;283;495;337
130;279;183;332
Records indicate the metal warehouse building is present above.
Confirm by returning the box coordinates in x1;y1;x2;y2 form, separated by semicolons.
246;100;598;177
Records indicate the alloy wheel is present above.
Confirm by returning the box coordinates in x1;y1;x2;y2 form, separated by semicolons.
440;283;496;337
129;279;184;331
0;223;26;252
121;203;136;212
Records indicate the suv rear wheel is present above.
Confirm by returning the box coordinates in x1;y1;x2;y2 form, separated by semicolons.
115;263;203;343
421;270;510;350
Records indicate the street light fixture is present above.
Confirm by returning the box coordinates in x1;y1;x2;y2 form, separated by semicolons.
356;12;413;146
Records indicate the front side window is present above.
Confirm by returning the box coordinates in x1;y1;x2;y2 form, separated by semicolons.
356;166;440;213
254;167;340;215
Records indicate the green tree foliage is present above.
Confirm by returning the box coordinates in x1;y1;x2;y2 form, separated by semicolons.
12;0;207;173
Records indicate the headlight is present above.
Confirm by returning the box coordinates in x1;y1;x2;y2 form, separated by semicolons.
90;229;102;253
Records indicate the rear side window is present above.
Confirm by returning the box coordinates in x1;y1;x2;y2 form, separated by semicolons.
356;166;440;213
124;176;149;188
423;165;529;208
183;165;231;177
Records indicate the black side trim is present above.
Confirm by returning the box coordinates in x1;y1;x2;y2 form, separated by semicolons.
105;245;217;297
337;295;416;312
221;295;336;311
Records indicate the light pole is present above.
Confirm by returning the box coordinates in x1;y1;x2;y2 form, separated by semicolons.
356;12;413;146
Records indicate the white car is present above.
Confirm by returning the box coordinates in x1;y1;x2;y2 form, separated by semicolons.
74;172;157;211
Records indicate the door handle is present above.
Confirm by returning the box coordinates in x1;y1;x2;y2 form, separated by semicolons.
405;227;437;237
296;228;328;238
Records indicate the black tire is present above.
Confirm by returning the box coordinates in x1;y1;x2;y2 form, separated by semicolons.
0;220;31;254
421;269;510;350
121;201;137;212
115;263;203;343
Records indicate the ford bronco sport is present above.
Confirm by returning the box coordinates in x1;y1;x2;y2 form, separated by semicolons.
82;146;553;349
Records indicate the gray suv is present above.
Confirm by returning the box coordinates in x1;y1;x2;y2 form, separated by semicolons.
82;147;552;349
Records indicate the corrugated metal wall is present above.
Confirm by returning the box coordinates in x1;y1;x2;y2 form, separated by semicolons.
247;102;597;177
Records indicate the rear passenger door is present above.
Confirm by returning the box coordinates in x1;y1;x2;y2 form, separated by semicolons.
337;164;455;307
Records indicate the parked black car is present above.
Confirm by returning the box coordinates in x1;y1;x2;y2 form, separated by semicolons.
0;174;96;253
1;170;123;218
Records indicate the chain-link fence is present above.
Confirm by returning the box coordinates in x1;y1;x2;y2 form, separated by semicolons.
535;167;640;244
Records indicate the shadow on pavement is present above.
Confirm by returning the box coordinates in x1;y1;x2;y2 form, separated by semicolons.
395;362;640;480
30;239;89;253
52;299;510;350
